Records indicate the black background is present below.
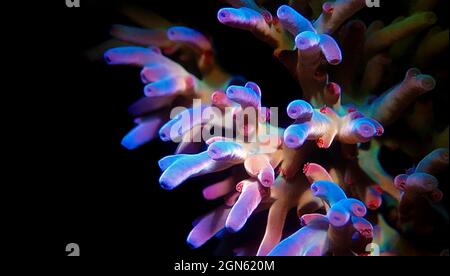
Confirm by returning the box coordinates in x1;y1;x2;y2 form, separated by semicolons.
15;0;449;262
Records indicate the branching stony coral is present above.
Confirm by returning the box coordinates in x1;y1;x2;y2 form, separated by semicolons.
101;0;449;256
393;148;448;237
103;19;236;152
269;177;373;256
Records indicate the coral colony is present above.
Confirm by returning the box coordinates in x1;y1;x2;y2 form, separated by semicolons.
102;0;448;256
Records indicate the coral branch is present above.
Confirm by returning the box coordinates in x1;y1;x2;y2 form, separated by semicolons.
111;24;172;48
393;149;448;238
284;99;383;149
269;181;373;256
365;68;436;126
415;148;449;175
226;180;264;232
257;199;290;256
187;204;232;248
313;0;366;34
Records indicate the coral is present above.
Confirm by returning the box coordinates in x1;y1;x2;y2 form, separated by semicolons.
103;21;234;152
393;148;448;239
269;179;373;256
101;0;449;256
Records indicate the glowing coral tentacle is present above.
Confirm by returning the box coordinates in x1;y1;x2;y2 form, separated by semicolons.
303;162;334;183
277;5;315;36
313;0;367;34
167;26;212;53
310;180;347;206
110;24;172;47
257;199;290;256
121;113;166;150
159;152;238;190
225;180;264;232
268;220;329;256
217;7;275;46
187;204;232;248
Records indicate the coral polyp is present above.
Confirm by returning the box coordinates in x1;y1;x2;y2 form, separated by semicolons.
101;0;449;256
